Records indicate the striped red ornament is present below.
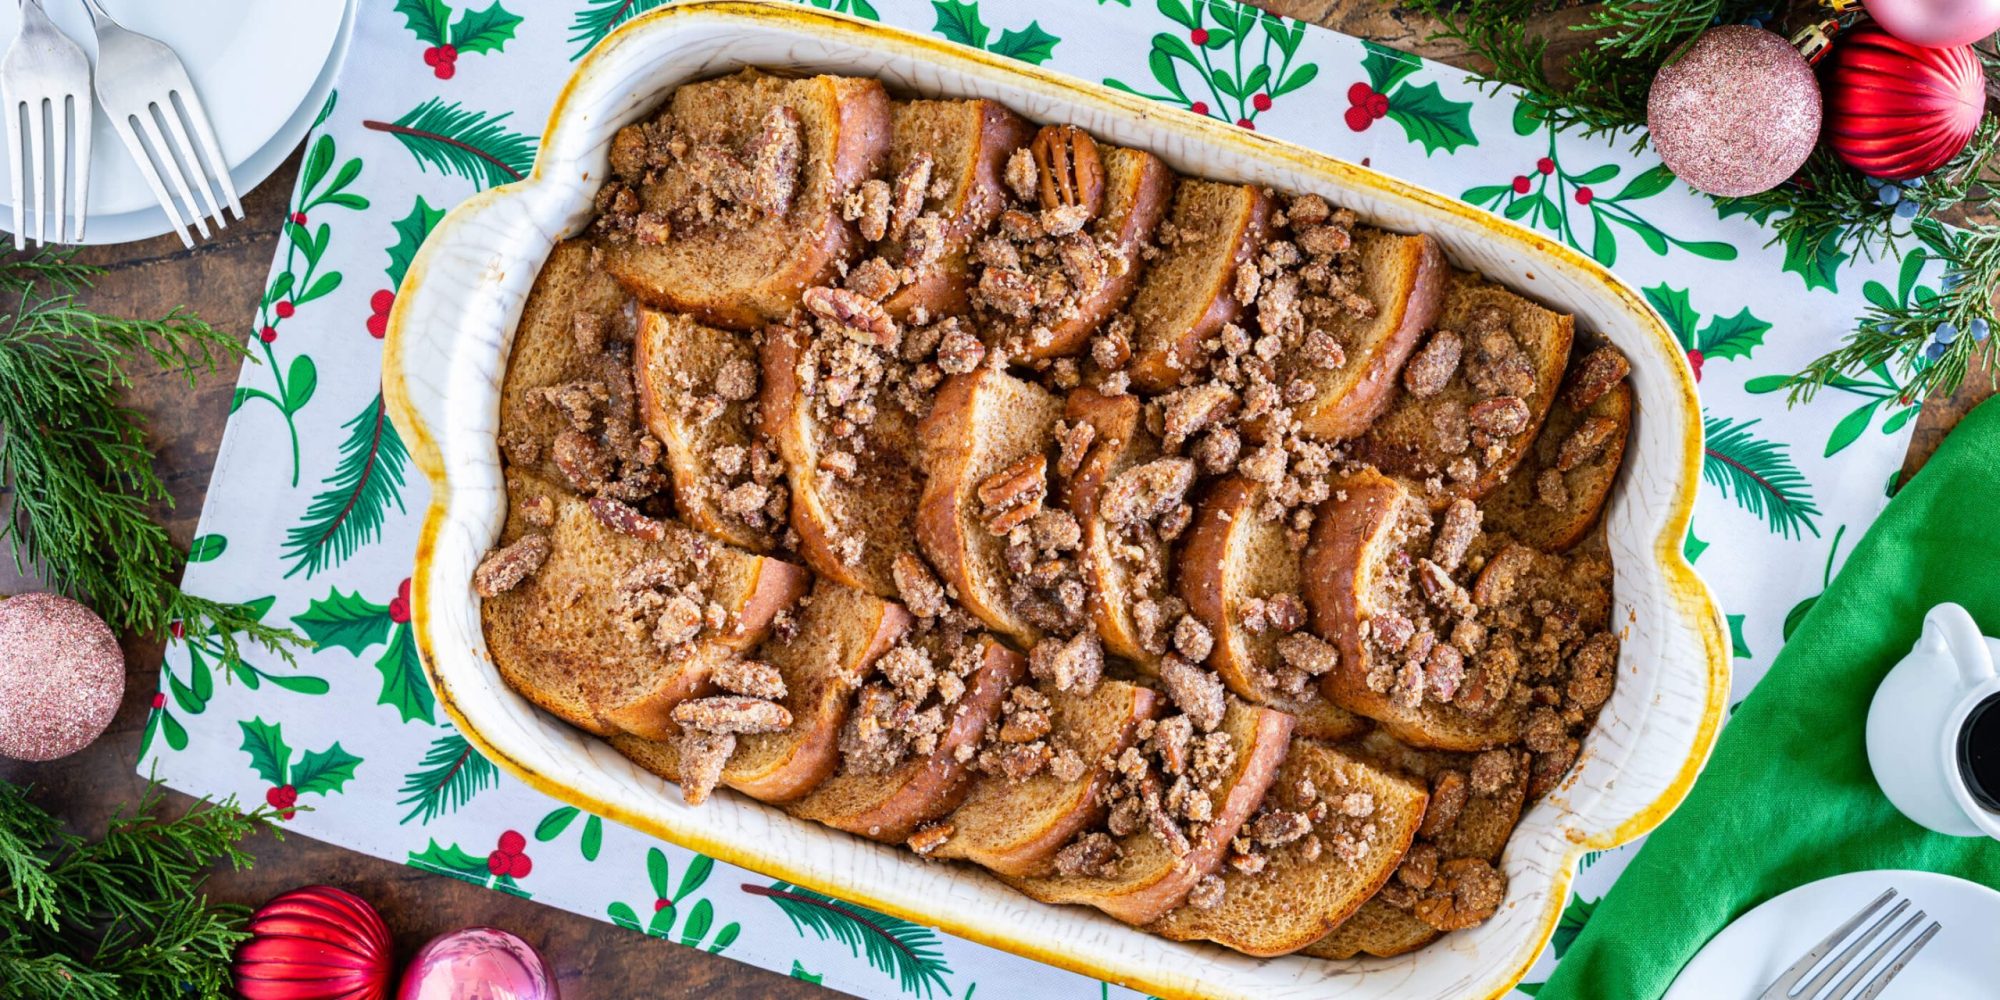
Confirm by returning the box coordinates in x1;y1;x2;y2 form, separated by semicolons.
1821;24;1985;180
234;885;394;1000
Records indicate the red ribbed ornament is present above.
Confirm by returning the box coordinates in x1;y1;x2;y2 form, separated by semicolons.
1821;24;1985;180
234;886;394;1000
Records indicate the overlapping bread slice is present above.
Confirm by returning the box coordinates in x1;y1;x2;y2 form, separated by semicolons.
1300;899;1439;960
932;680;1161;876
1064;388;1171;669
1304;469;1523;751
759;320;923;597
1480;355;1633;551
1285;229;1448;440
633;309;777;552
876;99;1034;321
787;633;1027;843
1127;181;1275;392
480;472;809;740
991;140;1177;360
915;368;1066;645
1149;739;1427;956
1351;270;1574;508
1007;699;1295;925
497;239;636;481
611;580;915;801
601;69;892;329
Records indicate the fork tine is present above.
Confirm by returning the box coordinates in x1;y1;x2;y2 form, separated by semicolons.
24;98;40;246
1794;899;1908;999
1827;909;1926;1000
109;112;190;248
1762;889;1899;998
134;104;206;240
1855;920;1940;1000
172;88;238;221
156;92;221;231
8;100;25;250
68;92;87;242
49;94;65;245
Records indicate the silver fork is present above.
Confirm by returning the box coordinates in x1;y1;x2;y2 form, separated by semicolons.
1758;888;1941;1000
80;0;239;248
1;0;91;248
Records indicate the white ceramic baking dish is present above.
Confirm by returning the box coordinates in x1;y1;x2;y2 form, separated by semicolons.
382;4;1729;996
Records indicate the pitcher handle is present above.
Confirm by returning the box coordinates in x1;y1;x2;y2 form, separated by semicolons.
1922;602;1995;685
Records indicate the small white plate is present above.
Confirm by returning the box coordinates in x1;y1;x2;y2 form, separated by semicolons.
0;0;348;245
1665;870;2000;1000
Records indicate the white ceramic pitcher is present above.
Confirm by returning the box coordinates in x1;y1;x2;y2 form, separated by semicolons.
1865;602;2000;839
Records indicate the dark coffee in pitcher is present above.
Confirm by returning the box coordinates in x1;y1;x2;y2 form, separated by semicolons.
1959;692;2000;812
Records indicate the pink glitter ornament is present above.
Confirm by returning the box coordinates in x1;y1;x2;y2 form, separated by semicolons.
1646;26;1822;197
398;928;557;1000
1863;0;2000;47
0;593;123;761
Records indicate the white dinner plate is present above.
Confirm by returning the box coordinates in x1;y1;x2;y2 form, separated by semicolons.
1665;869;2000;1000
0;0;349;245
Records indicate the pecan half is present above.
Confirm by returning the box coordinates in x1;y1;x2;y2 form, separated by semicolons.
802;286;899;347
588;496;665;541
1029;124;1105;219
977;454;1048;534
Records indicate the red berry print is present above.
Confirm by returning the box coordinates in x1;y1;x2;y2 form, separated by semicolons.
1367;93;1389;118
1236;118;1254;130
507;853;533;878
487;850;511;875
1190;101;1209;116
1511;176;1531;194
266;785;297;818
170;620;185;638
259;326;277;343
372;289;396;313
499;830;526;854
1537;157;1555;175
653;898;672;912
1347;82;1373;106
1189;27;1209;44
1344;106;1373;132
423;46;441;66
1687;349;1704;381
150;692;166;709
291;211;307;225
1574;186;1594;205
274;300;295;319
1252;93;1272;112
367;313;389;338
391;578;413;623
435;62;456;81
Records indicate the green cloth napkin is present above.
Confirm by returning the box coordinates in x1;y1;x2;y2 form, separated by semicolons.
1539;396;2000;999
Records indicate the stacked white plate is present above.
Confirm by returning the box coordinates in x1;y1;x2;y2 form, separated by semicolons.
0;0;352;245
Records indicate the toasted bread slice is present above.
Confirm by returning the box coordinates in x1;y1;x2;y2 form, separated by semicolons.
498;239;637;481
1064;388;1170;668
991;144;1177;360
1481;379;1631;551
633;309;777;552
1179;475;1303;702
1272;694;1371;742
1150;740;1427;956
1352;271;1574;508
1299;898;1439;959
1304;469;1523;751
1127;181;1275;392
1287;230;1448;440
787;634;1027;843
878;99;1034;321
759;321;923;596
1008;700;1295;925
933;680;1161;876
481;473;809;740
915;368;1065;645
601;70;892;329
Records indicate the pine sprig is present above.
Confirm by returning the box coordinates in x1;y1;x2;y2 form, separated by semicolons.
282;392;410;578
397;732;498;824
1702;414;1822;540
0;250;306;663
745;881;953;998
0;778;274;1000
363;99;539;189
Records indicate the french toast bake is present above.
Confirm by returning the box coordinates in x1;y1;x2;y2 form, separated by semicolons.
476;67;1633;960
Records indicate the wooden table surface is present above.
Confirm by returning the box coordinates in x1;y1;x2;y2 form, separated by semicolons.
2;5;1991;998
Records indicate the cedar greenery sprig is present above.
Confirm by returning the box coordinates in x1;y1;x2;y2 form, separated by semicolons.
0;248;305;663
0;778;274;1000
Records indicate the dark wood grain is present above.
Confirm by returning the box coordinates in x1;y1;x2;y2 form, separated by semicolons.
0;7;1991;997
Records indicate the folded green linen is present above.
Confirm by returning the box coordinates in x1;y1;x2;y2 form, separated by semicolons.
1537;396;2000;999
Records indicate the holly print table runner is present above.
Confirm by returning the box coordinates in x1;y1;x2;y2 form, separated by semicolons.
144;1;1935;996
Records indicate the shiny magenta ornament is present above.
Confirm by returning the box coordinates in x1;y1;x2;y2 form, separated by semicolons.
1862;0;2000;47
1822;24;1985;180
398;927;558;1000
235;886;394;1000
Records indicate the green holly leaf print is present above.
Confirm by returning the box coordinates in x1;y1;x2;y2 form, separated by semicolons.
1360;41;1420;94
292;588;394;655
375;624;437;725
1781;226;1849;293
1384;81;1475;156
292;742;364;795
991;22;1060;64
283;393;411;579
1727;614;1752;660
1683;525;1707;563
1515;984;1545;997
534;804;605;860
1610;164;1676;202
408;839;532;898
1643;284;1700;346
449;2;522;55
364;100;539;189
1551;891;1598;958
790;961;824;983
1696;309;1769;362
238;718;292;786
387;196;448;288
187;533;227;563
930;0;989;48
395;0;451;45
1825;398;1883;457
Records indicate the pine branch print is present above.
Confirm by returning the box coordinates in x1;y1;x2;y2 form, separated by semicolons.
363;99;538;189
397;732;498;824
283;392;410;578
568;0;669;59
1702;414;1822;540
744;881;953;997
